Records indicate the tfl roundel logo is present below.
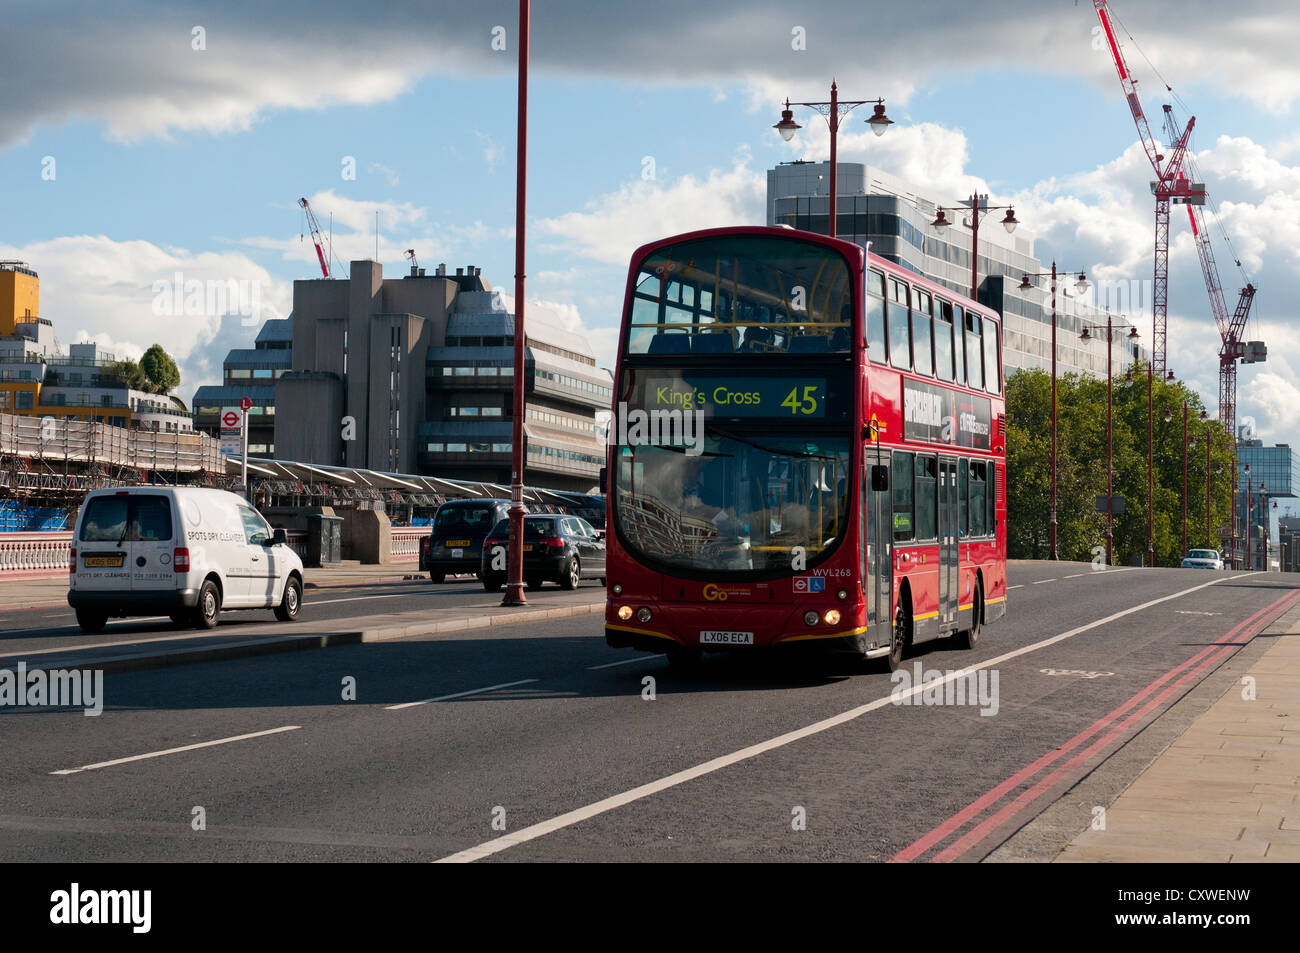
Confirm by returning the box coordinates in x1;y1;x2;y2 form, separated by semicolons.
793;576;825;593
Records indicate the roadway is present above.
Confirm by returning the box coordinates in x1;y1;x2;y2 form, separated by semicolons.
0;562;1294;862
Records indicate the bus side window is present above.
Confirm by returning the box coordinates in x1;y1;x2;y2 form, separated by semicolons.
912;289;933;377
989;463;999;534
953;304;967;386
865;270;887;363
915;455;938;540
984;318;1002;395
889;278;911;372
965;311;984;391
958;457;969;538
892;451;914;542
969;461;987;537
935;299;955;382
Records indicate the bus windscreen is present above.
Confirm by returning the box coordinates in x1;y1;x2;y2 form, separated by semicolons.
626;235;853;356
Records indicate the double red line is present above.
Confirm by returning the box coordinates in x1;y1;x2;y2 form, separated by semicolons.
892;585;1300;863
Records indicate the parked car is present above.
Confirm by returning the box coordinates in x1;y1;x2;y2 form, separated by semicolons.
68;487;304;633
425;498;511;583
479;514;606;591
1180;548;1225;570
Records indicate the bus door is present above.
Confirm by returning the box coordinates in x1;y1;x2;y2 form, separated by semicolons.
864;447;893;647
938;456;959;632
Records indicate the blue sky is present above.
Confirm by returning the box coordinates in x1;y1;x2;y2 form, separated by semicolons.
3;0;1300;504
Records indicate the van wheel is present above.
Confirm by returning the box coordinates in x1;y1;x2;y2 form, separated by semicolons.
75;609;108;634
561;557;580;590
274;576;302;622
429;571;445;584
191;580;221;629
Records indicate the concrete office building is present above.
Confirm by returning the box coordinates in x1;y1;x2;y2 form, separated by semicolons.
767;161;1147;378
277;260;610;491
193;316;293;456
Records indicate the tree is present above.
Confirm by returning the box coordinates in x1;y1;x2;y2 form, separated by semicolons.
109;359;148;391
140;344;180;394
1005;365;1234;567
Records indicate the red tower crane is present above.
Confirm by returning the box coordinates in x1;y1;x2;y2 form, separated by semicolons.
298;197;330;278
1093;0;1196;378
1160;106;1262;444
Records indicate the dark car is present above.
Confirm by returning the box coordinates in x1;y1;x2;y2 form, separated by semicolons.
425;499;511;583
479;514;606;592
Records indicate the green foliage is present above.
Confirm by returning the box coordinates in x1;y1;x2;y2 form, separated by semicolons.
140;344;180;394
1005;364;1235;566
108;360;148;391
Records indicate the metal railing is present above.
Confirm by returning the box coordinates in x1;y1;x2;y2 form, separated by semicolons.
390;525;431;563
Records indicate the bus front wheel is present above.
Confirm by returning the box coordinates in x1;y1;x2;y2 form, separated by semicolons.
883;602;909;672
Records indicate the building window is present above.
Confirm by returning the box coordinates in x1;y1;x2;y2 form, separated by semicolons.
16;391;33;410
229;369;252;379
425;442;444;452
492;443;511;453
253;368;273;378
447;443;467;452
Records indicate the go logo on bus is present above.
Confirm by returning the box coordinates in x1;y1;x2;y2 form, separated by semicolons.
703;584;728;601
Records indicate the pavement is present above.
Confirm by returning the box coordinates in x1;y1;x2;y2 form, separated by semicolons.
1;561;1297;862
1054;598;1300;862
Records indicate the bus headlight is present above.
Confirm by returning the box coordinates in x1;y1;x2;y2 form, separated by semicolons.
636;607;653;623
617;605;633;621
803;610;819;626
823;609;841;625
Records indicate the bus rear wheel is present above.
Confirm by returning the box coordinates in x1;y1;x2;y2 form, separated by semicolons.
955;586;982;649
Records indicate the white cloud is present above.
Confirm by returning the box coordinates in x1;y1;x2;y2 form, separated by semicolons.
0;236;291;406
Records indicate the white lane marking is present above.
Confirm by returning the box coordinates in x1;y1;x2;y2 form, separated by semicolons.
386;678;539;711
435;572;1258;863
50;725;301;776
1008;585;1024;590
588;658;656;670
1033;579;1056;584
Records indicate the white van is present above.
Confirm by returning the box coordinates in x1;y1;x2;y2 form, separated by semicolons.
68;487;304;633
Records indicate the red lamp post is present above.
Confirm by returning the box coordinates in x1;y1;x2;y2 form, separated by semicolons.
503;0;530;607
1018;264;1089;560
1080;316;1140;566
773;83;892;240
1244;464;1252;571
933;198;1019;301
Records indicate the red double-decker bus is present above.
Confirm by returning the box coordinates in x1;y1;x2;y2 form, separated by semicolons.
603;226;1007;670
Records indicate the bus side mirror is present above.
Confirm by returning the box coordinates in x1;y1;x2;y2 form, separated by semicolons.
871;465;889;492
599;466;608;494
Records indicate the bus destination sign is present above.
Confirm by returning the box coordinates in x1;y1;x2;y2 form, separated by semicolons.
645;376;828;419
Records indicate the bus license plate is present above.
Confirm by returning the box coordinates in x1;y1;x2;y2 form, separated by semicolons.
83;554;125;568
700;630;753;645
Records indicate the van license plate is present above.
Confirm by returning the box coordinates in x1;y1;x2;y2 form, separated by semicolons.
700;630;754;645
83;554;125;568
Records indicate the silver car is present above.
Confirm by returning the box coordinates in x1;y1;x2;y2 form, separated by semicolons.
1181;548;1224;570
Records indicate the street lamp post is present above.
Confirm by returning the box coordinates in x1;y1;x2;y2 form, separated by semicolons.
1244;464;1252;571
933;198;1019;301
1080;316;1139;567
503;0;530;607
1018;264;1089;560
1146;360;1155;567
774;83;892;239
1204;415;1213;550
1181;401;1189;557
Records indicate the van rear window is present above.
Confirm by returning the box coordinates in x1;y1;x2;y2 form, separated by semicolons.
79;495;173;542
433;503;500;535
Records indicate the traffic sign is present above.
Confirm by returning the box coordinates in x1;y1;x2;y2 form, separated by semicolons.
240;396;252;412
222;410;241;429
